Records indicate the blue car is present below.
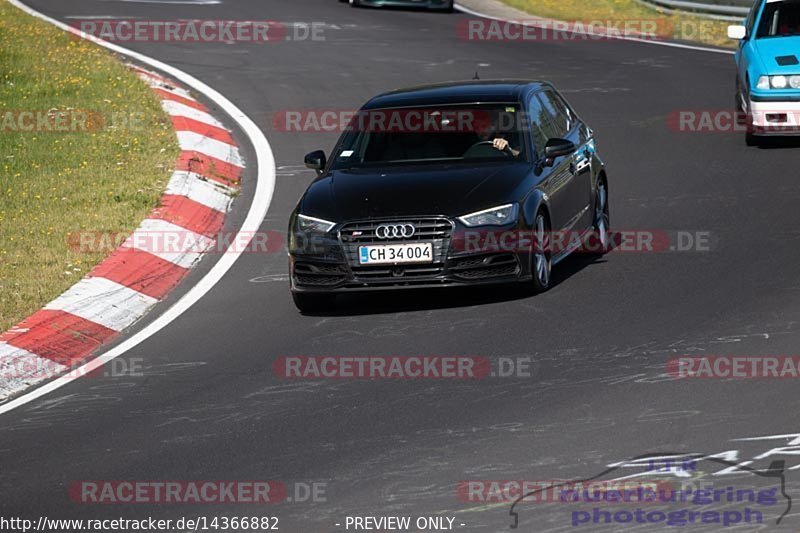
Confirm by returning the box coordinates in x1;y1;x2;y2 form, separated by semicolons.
340;0;454;12
729;0;800;144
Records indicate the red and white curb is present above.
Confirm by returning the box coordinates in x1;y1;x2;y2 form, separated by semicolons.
0;66;244;401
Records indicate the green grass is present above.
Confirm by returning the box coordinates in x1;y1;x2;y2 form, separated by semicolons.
0;0;179;332
500;0;735;48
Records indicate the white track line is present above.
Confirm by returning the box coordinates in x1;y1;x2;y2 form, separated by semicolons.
454;2;735;55
2;0;276;415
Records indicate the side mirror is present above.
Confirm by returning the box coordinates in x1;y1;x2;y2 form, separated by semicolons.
304;150;327;173
544;138;576;161
727;24;746;40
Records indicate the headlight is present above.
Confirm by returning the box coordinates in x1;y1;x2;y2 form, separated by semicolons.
756;75;800;90
296;214;336;234
772;75;788;89
458;204;518;227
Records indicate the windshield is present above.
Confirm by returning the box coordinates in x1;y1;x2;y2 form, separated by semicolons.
756;0;800;38
329;104;526;170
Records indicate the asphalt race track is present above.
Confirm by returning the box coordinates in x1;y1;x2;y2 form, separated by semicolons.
4;0;800;531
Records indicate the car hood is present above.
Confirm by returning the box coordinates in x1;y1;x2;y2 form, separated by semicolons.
300;162;530;221
753;37;800;74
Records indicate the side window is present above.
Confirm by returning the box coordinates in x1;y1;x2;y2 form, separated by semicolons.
552;92;575;133
527;95;550;157
537;90;571;138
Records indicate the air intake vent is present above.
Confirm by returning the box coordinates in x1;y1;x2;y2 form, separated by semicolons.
776;55;799;66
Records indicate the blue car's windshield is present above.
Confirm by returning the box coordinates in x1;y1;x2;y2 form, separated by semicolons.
756;0;800;38
329;104;526;170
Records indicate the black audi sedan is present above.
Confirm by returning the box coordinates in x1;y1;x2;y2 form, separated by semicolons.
288;81;610;311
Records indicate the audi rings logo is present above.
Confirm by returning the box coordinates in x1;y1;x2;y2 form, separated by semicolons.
375;223;416;239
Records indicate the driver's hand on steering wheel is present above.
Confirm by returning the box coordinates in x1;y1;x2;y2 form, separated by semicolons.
492;138;519;156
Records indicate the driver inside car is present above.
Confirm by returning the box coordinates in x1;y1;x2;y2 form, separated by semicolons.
471;112;521;157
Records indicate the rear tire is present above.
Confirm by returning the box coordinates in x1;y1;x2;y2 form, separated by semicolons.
292;292;335;313
349;0;361;6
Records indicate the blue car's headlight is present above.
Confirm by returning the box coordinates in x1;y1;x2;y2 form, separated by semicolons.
757;75;800;90
458;204;518;227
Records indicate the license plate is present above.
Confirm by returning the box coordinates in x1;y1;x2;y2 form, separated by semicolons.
358;242;433;265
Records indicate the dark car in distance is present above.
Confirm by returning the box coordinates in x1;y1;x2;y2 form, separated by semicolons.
340;0;454;11
288;81;610;312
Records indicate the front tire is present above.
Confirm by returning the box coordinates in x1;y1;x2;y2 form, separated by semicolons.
591;178;610;255
292;292;335;313
529;211;552;294
737;83;760;147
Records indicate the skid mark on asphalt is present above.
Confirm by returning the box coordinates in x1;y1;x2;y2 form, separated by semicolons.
276;164;313;178
308;316;490;345
101;0;221;4
249;273;290;283
140;361;207;375
561;87;632;94
161;432;219;444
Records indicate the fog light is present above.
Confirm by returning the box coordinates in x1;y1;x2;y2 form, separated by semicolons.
766;113;788;123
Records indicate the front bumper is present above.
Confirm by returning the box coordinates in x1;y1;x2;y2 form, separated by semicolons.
747;98;800;135
289;217;526;293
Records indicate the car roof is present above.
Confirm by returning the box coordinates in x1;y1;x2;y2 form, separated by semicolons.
362;80;549;110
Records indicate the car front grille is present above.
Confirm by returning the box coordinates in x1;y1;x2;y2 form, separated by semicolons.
339;217;454;269
350;263;446;282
